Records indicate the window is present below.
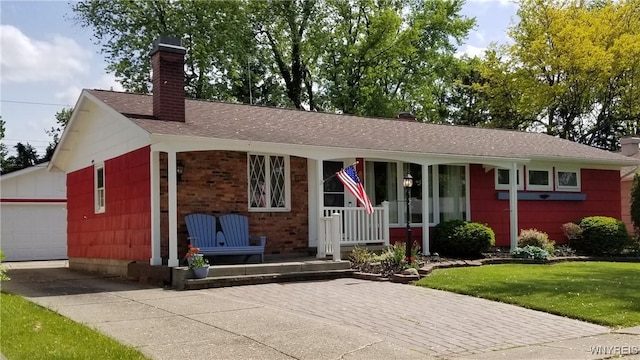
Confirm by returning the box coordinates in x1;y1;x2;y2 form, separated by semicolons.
365;161;398;223
555;169;580;191
495;167;524;190
95;164;105;213
439;165;467;222
526;167;552;191
248;154;290;211
323;161;344;207
403;163;425;224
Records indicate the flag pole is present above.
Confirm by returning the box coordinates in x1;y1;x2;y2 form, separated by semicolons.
322;161;359;183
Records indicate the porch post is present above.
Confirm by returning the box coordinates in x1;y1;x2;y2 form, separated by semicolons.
421;164;430;255
316;159;325;257
509;162;519;251
150;150;162;265
167;151;179;267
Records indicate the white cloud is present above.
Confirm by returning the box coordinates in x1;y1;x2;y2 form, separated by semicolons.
455;45;487;58
0;25;90;84
55;74;125;106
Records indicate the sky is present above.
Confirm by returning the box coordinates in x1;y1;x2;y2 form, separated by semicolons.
0;0;518;157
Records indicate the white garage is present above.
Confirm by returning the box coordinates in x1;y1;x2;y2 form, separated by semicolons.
1;163;67;261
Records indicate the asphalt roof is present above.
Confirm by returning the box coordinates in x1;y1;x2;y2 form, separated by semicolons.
88;89;638;165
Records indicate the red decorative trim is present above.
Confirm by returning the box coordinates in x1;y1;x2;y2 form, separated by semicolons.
0;198;67;203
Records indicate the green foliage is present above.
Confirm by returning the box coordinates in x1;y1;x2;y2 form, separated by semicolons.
553;244;577;257
71;0;475;119
416;262;640;327
470;0;640;150
433;220;495;257
510;245;550;260
348;246;375;271
517;228;555;253
0;250;9;281
573;216;630;255
562;222;583;241
630;171;640;233
1;292;149;359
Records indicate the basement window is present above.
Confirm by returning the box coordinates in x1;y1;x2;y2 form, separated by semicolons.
555;169;580;191
495;166;524;190
95;163;105;213
526;167;553;191
248;154;290;211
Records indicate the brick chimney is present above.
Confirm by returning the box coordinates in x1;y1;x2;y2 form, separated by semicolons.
397;112;417;122
151;37;186;122
621;137;640;156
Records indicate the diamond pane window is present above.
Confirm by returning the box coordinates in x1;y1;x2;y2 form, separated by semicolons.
249;154;290;211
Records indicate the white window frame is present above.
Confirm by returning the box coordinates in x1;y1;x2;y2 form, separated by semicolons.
95;163;106;213
555;168;581;192
526;167;553;191
247;153;291;212
495;166;524;190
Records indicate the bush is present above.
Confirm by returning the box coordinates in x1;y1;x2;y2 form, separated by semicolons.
562;222;583;241
349;246;375;271
433;220;495;257
511;245;550;260
572;216;630;255
518;229;555;253
0;250;9;281
553;244;576;257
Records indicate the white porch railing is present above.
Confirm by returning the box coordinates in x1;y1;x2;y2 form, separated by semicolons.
317;201;389;260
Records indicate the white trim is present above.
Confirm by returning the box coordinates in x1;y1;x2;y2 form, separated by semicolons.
555;168;581;192
495;166;524;190
94;163;105;214
526;167;553;191
167;151;179;267
247;153;291;212
150;151;161;266
509;162;519;250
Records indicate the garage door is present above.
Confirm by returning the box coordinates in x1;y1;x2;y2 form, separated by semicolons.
1;204;67;261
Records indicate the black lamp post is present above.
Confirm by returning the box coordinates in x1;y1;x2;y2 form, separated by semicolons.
403;173;413;264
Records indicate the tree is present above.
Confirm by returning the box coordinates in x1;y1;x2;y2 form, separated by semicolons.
0;117;8;173
71;0;475;118
475;0;640;150
44;107;73;161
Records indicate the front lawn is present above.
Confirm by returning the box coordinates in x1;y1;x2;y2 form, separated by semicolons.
416;261;640;328
0;292;148;360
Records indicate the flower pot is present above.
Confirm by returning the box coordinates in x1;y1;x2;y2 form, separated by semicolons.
191;265;210;279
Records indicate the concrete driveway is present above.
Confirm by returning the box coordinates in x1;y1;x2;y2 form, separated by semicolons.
3;261;634;360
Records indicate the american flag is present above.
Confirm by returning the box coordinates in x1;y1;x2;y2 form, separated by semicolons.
336;165;374;215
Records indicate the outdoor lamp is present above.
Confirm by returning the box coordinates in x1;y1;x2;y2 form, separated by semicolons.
176;161;185;181
403;173;413;264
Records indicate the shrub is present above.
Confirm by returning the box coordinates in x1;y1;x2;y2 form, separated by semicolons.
562;222;583;242
553;244;576;257
572;216;630;255
349;246;375;271
518;229;555;253
511;245;550;260
433;220;495;257
0;250;9;281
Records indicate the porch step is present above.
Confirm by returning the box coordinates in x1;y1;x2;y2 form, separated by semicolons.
182;269;356;290
174;259;353;290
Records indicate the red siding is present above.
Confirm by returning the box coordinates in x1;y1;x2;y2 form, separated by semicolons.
67;147;151;260
621;178;633;232
469;164;622;246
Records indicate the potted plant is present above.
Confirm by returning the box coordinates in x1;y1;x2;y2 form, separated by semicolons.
186;245;209;279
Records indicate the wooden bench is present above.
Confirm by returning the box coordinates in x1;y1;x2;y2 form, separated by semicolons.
185;213;266;263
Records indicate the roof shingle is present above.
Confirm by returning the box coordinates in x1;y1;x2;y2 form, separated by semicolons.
88;89;638;165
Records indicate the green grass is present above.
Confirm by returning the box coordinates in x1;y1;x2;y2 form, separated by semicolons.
0;292;149;360
416;261;640;328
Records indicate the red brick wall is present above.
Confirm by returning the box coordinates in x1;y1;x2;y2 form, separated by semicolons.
160;151;309;257
470;164;622;246
67;146;151;260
